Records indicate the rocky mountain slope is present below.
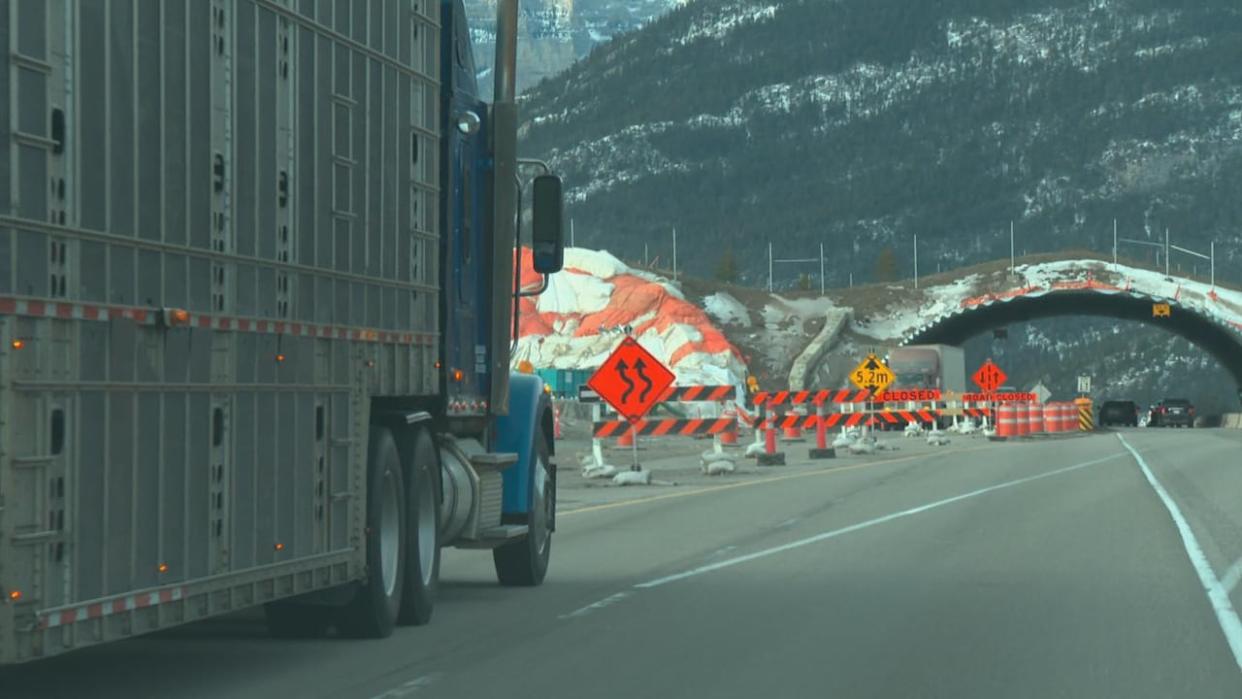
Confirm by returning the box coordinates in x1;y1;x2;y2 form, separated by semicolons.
465;0;683;95
518;0;1242;288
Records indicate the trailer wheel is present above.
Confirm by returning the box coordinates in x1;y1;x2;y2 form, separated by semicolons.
263;601;333;639
493;427;552;586
398;426;440;626
338;426;406;638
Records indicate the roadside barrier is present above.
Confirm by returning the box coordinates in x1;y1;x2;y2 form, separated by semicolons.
996;403;1018;438
1076;398;1094;432
1027;402;1043;436
594;418;734;438
1015;402;1029;436
1042;403;1058;434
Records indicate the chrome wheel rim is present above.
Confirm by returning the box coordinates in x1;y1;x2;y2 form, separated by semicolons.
417;469;436;586
380;470;400;597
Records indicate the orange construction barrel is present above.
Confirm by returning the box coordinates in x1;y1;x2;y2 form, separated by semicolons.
1028;402;1044;435
996;403;1018;438
1015;402;1029;436
1042;403;1058;434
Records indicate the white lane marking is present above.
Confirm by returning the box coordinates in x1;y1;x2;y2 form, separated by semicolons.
559;591;633;620
1117;434;1242;674
636;452;1126;590
1222;557;1242;595
370;674;440;699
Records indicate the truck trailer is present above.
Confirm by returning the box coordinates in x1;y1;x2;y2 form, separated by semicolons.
886;345;967;394
0;0;564;663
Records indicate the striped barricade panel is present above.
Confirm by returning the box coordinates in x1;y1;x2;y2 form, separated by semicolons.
593;418;735;438
753;389;872;407
658;385;736;402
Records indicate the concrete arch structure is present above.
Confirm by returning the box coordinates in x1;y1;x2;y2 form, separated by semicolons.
901;284;1242;401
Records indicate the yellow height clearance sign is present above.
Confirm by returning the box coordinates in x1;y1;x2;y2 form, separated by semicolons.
850;353;895;395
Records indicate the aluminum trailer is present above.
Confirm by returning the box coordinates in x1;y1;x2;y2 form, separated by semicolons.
0;0;563;664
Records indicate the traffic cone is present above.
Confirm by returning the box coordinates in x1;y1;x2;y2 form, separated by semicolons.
810;414;835;459
757;422;785;466
719;408;738;446
553;403;563;440
617;425;635;447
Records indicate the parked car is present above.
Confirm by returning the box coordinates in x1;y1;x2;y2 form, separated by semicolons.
1100;400;1140;427
1149;399;1195;428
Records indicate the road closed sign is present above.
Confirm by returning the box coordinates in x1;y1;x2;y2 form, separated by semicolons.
587;337;676;423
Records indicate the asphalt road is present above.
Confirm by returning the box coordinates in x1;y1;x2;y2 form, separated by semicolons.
5;427;1242;698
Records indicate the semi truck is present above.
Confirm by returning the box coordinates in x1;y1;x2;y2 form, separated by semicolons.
886;345;967;393
0;0;564;663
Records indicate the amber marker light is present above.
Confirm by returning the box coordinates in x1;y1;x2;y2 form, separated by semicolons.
7;590;20;602
158;563;169;574
10;339;24;350
452;369;464;382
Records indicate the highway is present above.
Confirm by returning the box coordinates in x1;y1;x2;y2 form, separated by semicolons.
5;428;1242;698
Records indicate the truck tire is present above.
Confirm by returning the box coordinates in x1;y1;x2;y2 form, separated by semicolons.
263;601;333;639
338;426;406;638
494;428;553;586
397;426;440;626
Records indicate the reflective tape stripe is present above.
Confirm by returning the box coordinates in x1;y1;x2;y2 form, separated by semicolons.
0;296;434;345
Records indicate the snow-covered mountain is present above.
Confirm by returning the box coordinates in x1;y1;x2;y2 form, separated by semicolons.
513;0;1242;407
465;0;684;95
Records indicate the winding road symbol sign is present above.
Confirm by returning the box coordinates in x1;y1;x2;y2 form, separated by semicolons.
587;337;676;422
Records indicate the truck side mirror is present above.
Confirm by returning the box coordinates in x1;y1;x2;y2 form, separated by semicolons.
531;174;564;274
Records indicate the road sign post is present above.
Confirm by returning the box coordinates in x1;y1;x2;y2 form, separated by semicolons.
587;337;677;471
850;353;894;437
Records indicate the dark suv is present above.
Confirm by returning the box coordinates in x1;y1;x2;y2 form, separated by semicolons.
1150;399;1195;428
1100;400;1139;427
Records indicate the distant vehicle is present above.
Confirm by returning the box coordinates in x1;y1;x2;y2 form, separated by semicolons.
1099;400;1140;427
1149;399;1195;428
886;345;966;393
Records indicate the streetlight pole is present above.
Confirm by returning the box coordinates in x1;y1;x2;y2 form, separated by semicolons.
768;242;773;293
1009;221;1015;276
672;227;678;282
819;243;825;296
1157;227;1167;276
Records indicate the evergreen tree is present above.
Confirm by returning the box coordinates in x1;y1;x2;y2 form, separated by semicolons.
874;247;899;282
714;246;740;283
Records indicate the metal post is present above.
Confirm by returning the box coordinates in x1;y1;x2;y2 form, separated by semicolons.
1157;227;1167;276
1211;241;1215;288
1010;221;1015;276
913;234;919;289
672;227;677;281
644;242;648;267
849;272;853;288
819;243;825;295
1112;219;1117;270
570;218;575;248
630;422;640;472
768;242;774;293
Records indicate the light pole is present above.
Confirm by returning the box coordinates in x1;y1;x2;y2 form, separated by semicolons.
914;234;919;289
819;243;825;295
1009;221;1015;276
672;227;678;282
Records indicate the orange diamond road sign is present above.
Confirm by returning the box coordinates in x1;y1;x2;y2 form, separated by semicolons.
972;359;1007;393
849;353;894;395
587;337;676;423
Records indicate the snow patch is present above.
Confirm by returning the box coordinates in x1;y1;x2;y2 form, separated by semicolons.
704;292;751;327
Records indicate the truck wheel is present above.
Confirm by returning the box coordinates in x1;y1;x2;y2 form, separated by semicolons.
338;426;406;638
398;426;440;626
493;428;553;586
263;601;332;639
